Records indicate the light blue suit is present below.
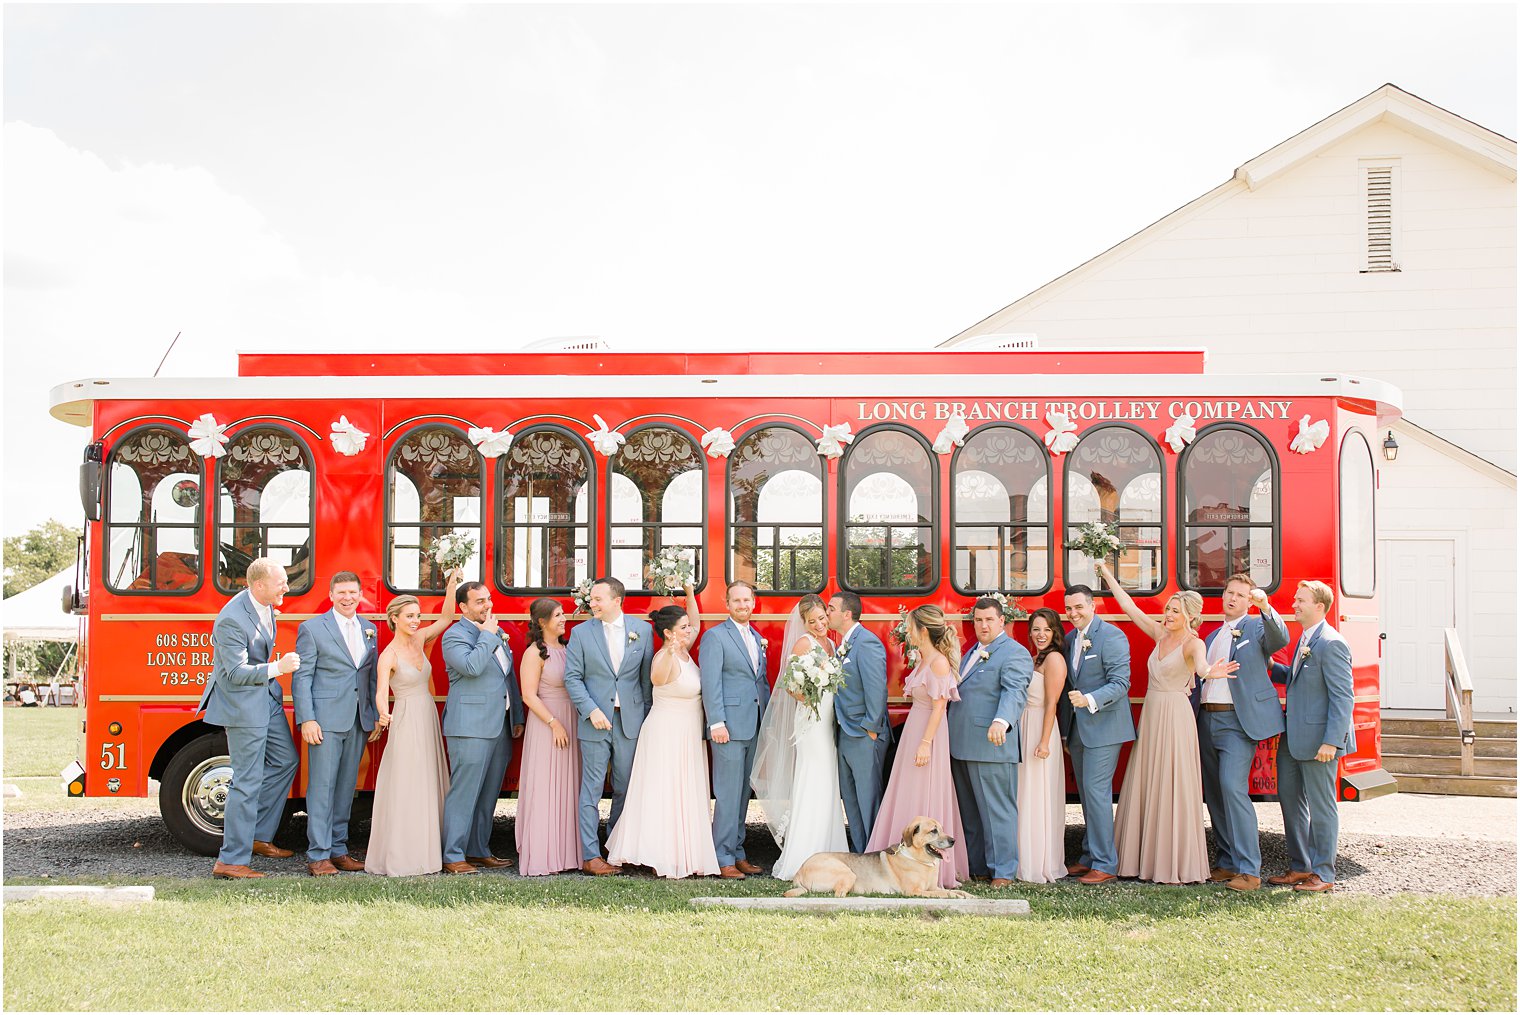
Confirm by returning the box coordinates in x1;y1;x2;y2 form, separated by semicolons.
439;619;525;863
1273;621;1356;883
833;624;891;853
292;610;378;862
196;590;298;866
1197;605;1288;878
563;615;655;861
1057;615;1134;875
699;619;770;867
948;633;1032;881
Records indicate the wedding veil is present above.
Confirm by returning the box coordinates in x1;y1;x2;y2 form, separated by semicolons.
749;603;808;846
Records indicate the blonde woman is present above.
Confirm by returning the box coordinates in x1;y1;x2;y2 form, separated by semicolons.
863;604;969;890
1096;560;1236;884
364;570;460;876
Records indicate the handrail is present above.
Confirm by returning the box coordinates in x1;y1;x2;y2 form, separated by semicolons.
1443;627;1476;776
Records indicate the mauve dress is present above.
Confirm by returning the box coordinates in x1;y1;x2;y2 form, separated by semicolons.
365;655;449;876
515;643;582;875
864;661;969;889
1114;644;1209;884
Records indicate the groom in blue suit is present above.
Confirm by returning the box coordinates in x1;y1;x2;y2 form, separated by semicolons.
700;580;770;879
949;599;1032;888
828;591;890;853
440;582;525;873
1058;584;1134;884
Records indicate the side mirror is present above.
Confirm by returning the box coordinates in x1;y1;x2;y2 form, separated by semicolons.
79;442;103;521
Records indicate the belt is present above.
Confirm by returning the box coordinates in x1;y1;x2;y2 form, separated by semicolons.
1201;703;1234;712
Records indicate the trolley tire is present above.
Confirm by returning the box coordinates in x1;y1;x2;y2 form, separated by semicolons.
158;732;232;857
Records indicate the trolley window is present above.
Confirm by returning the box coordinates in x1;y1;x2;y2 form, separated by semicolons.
728;425;825;594
496;426;592;593
608;425;705;593
951;424;1051;595
1065;423;1164;594
215;426;314;594
386;425;484;594
1179;424;1279;593
841;425;937;593
1340;430;1376;598
105;426;203;594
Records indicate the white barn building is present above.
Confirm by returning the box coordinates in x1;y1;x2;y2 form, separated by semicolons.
944;84;1515;717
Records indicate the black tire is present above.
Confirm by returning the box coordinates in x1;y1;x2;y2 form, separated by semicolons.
158;731;232;857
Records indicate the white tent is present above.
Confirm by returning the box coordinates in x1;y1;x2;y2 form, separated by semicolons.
2;568;80;642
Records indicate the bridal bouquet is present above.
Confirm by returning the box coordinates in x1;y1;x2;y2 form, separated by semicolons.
571;578;595;616
433;532;477;573
647;547;695;593
977;590;1029;624
1071;521;1121;561
782;647;846;721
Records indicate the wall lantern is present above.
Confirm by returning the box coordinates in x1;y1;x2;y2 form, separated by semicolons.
1382;430;1400;462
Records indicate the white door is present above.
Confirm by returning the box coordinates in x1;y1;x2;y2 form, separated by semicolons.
1380;538;1457;710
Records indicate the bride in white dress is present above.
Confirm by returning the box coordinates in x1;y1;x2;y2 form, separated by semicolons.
751;593;849;880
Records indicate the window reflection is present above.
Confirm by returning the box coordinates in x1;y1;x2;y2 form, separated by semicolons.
952;426;1049;593
1181;426;1276;590
1065;425;1163;592
609;426;704;591
843;427;934;591
729;426;824;593
387;426;482;593
498;428;591;591
217;428;314;593
106;426;202;593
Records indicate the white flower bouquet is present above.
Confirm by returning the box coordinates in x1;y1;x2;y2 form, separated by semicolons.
647;547;695;593
572;578;595;616
1071;521;1122;561
889;605;921;666
977;591;1028;624
433;532;477;573
782;647;846;721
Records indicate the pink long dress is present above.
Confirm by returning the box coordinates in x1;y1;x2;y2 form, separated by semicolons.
1016;657;1068;883
865;661;969;889
515;643;582;876
365;655;449;876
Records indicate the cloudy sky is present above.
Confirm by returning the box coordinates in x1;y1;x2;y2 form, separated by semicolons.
3;2;1514;535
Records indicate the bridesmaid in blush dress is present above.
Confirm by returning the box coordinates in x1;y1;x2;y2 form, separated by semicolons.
1017;608;1069;883
515;597;582;875
865;605;969;890
605;585;721;879
365;571;461;876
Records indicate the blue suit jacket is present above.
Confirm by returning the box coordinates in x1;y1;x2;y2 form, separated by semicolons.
292;611;379;734
698;619;771;741
562;616;655;740
440;619;525;740
1200;606;1289;741
833;625;889;740
1272;622;1357;762
1056;615;1136;748
947;633;1032;763
197;590;283;729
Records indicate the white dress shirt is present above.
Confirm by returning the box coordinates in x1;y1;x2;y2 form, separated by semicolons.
1203;618;1240;705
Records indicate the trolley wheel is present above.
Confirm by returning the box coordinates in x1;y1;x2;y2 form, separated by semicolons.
158;732;233;857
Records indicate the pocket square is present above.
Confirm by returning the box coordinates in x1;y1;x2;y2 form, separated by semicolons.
1084;654;1098;660
1236;639;1251;649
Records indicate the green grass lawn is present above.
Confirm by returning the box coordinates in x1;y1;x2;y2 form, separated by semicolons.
3;704;80;778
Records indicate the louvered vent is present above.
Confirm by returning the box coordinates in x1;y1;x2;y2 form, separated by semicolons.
1364;165;1397;272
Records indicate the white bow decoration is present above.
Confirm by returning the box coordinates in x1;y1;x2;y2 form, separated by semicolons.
1043;411;1079;455
1163;413;1197;454
816;422;856;460
932;410;971;455
329;416;370;457
468;426;514;458
1289;415;1330;455
187;413;229;459
586;414;626;457
701;427;736;458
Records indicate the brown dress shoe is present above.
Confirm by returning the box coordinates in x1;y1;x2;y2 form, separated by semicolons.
467;855;513;869
1078;869;1116;884
251;840;294;859
212;862;265;879
719;865;746;880
1226;874;1261;892
734;859;765;875
308;859;338;876
1267;870;1314;886
970;875;992;883
330;854;365;872
442;861;478;874
1209;867;1239;883
581;857;622;876
1293;875;1334;892
990;878;1013;889
1065;864;1091;877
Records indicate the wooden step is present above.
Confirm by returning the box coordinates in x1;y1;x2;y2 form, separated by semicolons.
1381;717;1517;738
1381;734;1517;759
1392;773;1516;797
1381;754;1517;778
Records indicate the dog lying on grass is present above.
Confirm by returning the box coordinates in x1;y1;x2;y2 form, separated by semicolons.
783;816;972;899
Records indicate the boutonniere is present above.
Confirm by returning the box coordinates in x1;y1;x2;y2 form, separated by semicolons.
1081;638;1092;651
1228;628;1242;639
628;631;639;644
836;640;851;661
977;648;990;662
1299;645;1312;662
364;628;376;641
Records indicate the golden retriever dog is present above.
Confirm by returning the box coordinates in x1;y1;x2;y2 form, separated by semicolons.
783;817;972;899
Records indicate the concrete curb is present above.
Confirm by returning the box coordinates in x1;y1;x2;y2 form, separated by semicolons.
3;784;22;798
4;886;155;903
690;896;1029;915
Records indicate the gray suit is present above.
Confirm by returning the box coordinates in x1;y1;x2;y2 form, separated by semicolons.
439;619;525;863
1273;621;1356;883
1057;616;1134;875
948;634;1032;881
196;590;298;866
699;619;770;868
563;615;655;861
1197;606;1288;878
833;624;891;852
292;610;378;862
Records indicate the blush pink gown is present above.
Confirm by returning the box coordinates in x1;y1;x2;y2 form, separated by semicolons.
515;644;582;875
365;655;449;876
1016;658;1068;883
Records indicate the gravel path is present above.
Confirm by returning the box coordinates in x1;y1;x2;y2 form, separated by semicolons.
3;793;1514;896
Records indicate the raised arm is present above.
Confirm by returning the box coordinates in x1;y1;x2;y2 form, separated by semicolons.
681;583;700;644
419;570;463;648
1253;589;1290;655
1095;560;1162;642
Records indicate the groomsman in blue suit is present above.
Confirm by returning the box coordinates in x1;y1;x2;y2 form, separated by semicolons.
197;558;301;878
563;576;654;875
440;582;525;874
827;591;891;853
1198;572;1289;892
1058;584;1134;884
1269;580;1356;892
292;570;380;875
948;599;1032;888
700;580;770;879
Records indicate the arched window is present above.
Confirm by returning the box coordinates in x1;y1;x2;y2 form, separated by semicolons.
728;425;825;594
841;425;936;593
1179;424;1278;592
1340;430;1376;598
386;426;483;594
1065;424;1163;594
215;426;314;594
608;425;705;592
951;425;1050;594
105;425;203;594
497;426;592;592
